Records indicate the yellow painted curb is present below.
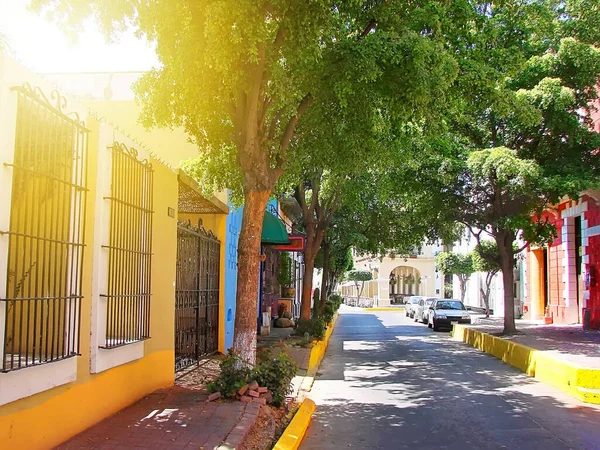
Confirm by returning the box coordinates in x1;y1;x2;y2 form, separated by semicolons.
273;398;316;450
451;324;600;404
364;307;405;311
308;313;338;371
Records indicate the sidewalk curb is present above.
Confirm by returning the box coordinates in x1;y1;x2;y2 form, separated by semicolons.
273;313;339;449
272;399;316;450
308;313;338;372
451;324;600;404
217;402;261;450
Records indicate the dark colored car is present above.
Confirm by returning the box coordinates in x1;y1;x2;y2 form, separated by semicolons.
427;299;471;331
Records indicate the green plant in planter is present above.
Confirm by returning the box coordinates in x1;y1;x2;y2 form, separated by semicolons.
252;352;297;407
295;317;326;341
207;349;251;398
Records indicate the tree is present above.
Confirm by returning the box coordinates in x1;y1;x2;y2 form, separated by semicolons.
435;252;474;303
408;1;600;334
471;241;502;318
34;0;465;362
347;270;372;298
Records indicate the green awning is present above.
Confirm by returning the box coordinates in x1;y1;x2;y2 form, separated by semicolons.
262;211;290;245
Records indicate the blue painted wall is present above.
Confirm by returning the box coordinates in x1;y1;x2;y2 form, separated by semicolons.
224;204;243;351
224;198;279;350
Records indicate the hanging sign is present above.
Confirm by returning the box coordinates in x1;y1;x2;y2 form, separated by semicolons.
272;235;305;252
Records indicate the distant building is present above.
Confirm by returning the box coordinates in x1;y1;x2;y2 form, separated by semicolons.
341;242;444;306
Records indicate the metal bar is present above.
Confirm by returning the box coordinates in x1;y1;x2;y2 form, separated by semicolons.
101;196;153;214
130;153;137;342
49;106;63;362
0;231;85;246
1;164;88;192
105;147;115;346
31;97;46;367
76;130;89;355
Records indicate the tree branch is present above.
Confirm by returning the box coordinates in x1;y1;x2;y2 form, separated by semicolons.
516;240;530;254
295;183;309;219
308;174;321;219
278;93;312;155
359;18;376;39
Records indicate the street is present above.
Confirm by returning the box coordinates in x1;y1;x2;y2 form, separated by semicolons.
301;306;600;450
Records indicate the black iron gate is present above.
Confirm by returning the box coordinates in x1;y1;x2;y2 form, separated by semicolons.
175;221;220;372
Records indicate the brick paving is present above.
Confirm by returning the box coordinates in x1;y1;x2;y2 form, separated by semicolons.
56;387;247;450
471;317;600;369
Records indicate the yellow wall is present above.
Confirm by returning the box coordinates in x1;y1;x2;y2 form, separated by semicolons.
85;100;197;169
145;158;178;359
0;88;178;448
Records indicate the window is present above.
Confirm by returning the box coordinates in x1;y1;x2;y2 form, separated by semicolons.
436;301;466;310
1;83;88;372
100;142;153;348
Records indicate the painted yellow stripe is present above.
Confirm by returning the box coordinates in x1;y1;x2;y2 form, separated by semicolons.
273;399;316;450
451;324;600;404
308;314;338;371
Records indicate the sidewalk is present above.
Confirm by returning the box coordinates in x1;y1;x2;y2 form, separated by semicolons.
453;317;600;404
471;317;600;369
56;386;248;450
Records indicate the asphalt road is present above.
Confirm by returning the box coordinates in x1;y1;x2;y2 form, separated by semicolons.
300;305;600;450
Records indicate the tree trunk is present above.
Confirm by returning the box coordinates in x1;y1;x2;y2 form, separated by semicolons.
481;272;495;318
319;242;330;313
480;286;490;318
496;231;517;334
301;250;315;320
300;224;325;320
327;272;336;297
459;277;467;302
233;188;270;364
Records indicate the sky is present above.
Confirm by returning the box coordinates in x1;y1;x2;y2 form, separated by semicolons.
0;1;158;73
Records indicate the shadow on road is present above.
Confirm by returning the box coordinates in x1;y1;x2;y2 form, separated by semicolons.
302;309;600;450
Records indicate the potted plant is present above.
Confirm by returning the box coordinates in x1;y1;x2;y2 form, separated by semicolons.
278;252;296;298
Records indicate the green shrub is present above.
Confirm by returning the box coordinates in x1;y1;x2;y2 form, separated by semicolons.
252;352;297;407
329;294;343;310
295;317;326;341
207;349;251;398
322;301;335;325
208;349;297;407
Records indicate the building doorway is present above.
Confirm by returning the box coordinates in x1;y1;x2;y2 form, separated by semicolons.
575;215;583;323
530;248;548;320
389;266;422;302
174;221;221;372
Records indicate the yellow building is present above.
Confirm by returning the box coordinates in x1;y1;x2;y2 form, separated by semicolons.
0;54;228;449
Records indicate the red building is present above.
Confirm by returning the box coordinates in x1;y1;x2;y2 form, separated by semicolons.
524;192;600;329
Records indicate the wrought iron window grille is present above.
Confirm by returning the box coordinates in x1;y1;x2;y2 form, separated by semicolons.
1;83;89;372
100;142;154;349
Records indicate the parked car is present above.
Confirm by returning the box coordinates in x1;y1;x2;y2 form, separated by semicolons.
427;299;471;331
405;296;424;318
414;297;437;323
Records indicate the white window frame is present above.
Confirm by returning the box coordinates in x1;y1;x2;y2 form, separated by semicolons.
90;126;150;373
0;61;86;405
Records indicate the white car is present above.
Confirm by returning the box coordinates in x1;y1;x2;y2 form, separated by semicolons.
405;296;424;318
427;299;471;331
414;297;437;323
